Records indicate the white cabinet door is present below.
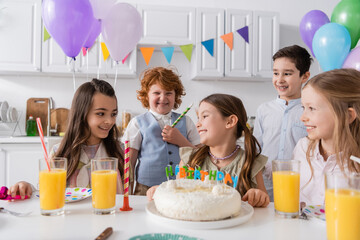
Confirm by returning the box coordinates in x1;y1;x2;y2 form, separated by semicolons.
138;5;195;45
0;148;5;186
192;8;224;80
2;144;43;187
0;0;41;72
42;35;102;75
42;34;136;77
100;50;137;78
224;9;253;79
253;11;279;79
41;36;74;73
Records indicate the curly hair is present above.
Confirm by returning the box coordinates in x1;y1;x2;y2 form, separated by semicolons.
137;67;185;110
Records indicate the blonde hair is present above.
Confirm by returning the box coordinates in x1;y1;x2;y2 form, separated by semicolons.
187;94;262;195
303;68;360;178
137;66;185;109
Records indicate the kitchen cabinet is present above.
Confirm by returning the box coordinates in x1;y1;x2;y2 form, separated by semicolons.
192;8;279;80
0;0;41;73
0;143;43;187
138;5;195;45
0;137;62;187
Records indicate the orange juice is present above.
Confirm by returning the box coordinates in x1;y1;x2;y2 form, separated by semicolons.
273;171;300;213
91;170;117;209
325;189;360;240
39;169;66;210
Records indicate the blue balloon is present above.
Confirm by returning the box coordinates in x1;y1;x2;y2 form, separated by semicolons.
312;23;351;71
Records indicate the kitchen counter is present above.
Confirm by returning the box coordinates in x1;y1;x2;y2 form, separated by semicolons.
0;136;62;144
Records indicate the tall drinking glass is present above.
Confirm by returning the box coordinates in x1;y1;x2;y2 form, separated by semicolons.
325;172;360;240
91;157;118;215
272;160;300;218
39;157;67;216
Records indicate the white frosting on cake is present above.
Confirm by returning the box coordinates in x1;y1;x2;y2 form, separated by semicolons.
153;179;241;221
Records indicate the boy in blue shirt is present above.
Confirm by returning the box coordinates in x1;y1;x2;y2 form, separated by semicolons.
253;45;312;200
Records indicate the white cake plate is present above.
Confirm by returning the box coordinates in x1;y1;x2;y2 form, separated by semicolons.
146;200;254;230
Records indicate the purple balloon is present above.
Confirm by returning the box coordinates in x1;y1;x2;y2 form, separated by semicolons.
101;3;143;62
84;18;101;49
42;0;94;58
299;10;330;56
343;46;360;71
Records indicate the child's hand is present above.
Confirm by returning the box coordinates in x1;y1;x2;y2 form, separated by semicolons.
8;181;32;200
146;185;158;201
162;125;186;146
242;188;270;207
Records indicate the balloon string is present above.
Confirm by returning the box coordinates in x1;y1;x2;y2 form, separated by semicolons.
72;58;76;93
114;61;118;89
86;48;89;81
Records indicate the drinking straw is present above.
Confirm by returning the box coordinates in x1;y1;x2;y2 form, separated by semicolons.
36;118;50;171
171;103;193;128
120;140;132;211
350;155;360;164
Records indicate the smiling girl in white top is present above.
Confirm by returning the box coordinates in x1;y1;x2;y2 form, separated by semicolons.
8;79;127;198
293;69;360;205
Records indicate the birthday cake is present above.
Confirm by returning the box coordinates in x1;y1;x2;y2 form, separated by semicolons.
153;179;241;221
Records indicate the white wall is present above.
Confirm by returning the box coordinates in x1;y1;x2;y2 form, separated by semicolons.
0;0;339;133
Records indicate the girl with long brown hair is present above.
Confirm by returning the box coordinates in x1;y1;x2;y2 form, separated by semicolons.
294;68;360;205
148;94;269;207
9;79;127;198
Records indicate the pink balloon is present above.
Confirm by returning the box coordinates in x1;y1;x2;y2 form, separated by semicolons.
343;46;360;71
89;0;116;20
101;3;143;62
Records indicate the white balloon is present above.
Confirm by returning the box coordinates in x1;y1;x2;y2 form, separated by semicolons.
89;0;116;19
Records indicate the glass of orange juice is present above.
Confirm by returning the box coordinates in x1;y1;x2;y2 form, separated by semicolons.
272;160;300;218
39;157;67;216
91;157;118;215
325;172;360;240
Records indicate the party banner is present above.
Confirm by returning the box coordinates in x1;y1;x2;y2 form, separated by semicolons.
101;42;110;61
43;27;51;42
180;44;193;62
201;39;214;56
161;47;175;64
140;47;155;65
221;32;233;50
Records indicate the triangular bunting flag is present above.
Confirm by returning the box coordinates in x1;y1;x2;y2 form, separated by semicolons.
43;27;50;42
237;26;249;43
161;47;175;64
122;52;130;64
201;39;214;56
220;32;233;50
101;42;110;61
82;47;87;56
140;47;155;65
180;44;193;62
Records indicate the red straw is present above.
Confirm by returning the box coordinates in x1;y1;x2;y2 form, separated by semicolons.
36;118;50;171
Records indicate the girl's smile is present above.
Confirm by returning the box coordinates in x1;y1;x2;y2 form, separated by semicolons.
301;85;335;143
87;92;118;145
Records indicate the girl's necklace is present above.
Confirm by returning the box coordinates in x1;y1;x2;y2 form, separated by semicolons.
209;145;240;164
